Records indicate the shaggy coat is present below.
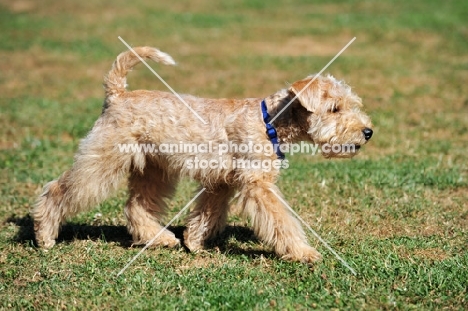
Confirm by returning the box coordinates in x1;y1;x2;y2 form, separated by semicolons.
33;47;372;263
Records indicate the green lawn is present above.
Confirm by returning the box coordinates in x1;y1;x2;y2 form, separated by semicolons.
1;0;467;309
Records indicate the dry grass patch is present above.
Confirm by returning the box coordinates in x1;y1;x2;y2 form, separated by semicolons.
0;47;107;100
249;35;355;57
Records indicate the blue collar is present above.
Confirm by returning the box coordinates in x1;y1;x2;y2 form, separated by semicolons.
261;100;285;160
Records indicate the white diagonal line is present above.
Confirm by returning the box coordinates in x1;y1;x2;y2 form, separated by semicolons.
269;189;357;276
116;187;206;277
118;36;208;125
269;37;356;125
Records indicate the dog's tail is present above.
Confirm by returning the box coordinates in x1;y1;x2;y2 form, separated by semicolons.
104;46;176;97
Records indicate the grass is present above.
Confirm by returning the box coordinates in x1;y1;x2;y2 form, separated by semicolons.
1;0;467;309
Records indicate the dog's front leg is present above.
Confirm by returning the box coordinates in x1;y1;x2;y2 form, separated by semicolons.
238;181;322;263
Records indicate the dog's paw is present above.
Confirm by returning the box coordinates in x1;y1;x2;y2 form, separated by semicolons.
133;231;181;248
183;239;204;253
39;239;56;249
152;235;181;248
35;235;56;249
300;247;323;263
282;245;322;263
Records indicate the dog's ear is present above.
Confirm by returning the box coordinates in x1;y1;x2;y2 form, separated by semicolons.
288;77;321;113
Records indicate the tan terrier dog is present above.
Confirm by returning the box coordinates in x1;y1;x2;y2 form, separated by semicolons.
33;47;372;263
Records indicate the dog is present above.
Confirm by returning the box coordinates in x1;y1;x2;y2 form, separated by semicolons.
33;46;372;263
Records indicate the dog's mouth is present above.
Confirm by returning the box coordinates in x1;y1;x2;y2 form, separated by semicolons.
320;143;363;159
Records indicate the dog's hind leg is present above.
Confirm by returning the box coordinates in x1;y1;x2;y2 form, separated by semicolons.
125;161;180;248
184;184;234;251
33;127;133;248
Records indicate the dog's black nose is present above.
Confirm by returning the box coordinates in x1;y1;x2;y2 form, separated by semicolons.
363;128;373;140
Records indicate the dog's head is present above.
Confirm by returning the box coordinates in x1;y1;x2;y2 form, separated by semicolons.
289;74;373;158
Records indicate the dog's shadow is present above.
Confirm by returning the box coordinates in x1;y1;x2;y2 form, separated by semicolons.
7;215;274;259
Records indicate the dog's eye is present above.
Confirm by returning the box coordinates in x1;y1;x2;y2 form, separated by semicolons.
331;106;339;113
